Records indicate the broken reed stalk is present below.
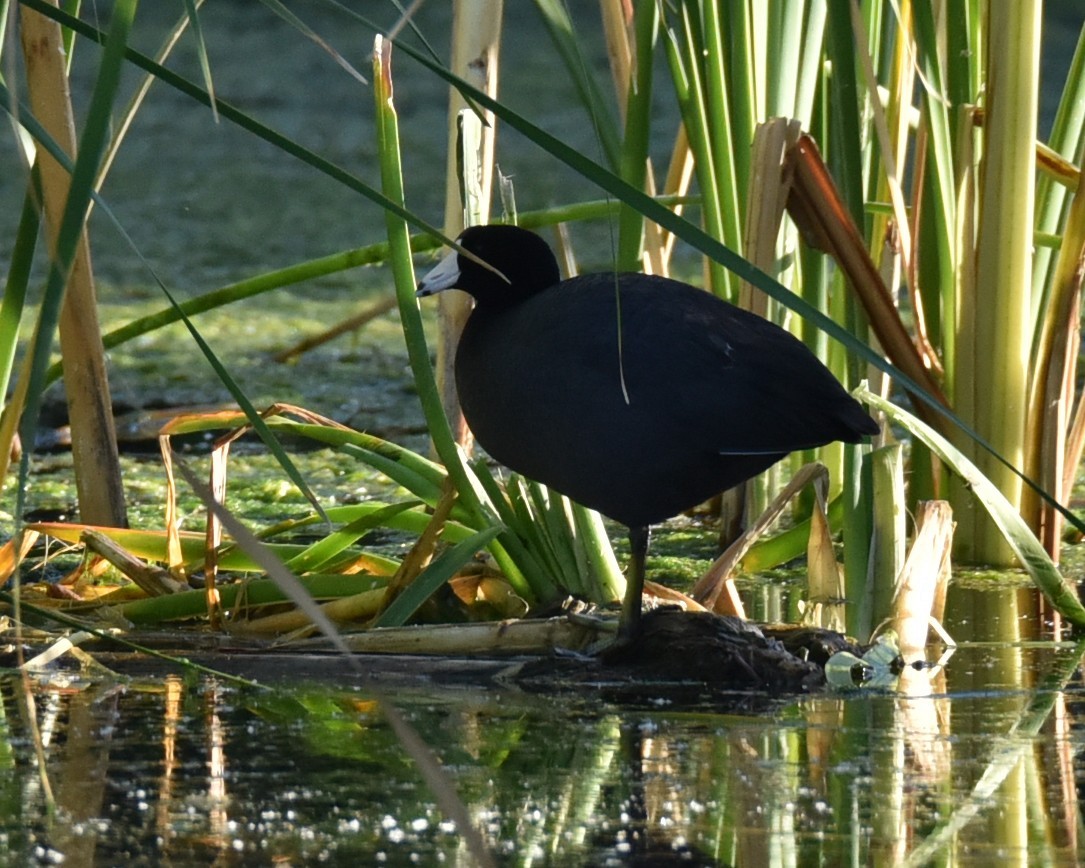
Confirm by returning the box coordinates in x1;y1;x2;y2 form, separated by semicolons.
436;0;503;447
889;500;953;658
865;444;907;642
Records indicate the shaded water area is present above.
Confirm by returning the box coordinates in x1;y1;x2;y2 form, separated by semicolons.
4;1;1085;865
3;614;1085;865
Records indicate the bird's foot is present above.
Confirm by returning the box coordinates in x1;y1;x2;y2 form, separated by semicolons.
595;616;641;663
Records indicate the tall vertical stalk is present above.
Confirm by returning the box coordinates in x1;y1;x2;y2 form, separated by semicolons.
824;0;873;619
19;1;128;527
911;0;962;394
1030;24;1085;305
953;1;1041;564
615;0;658;271
436;0;503;445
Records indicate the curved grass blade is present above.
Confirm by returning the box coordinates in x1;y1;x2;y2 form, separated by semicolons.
738;493;847;573
261;503;477;546
154;282;330;525
284;501;421;574
78;236;437;382
469;462;561;601
28;519;400;575
0;184;40;410
271;422;448;497
373;525;503;628
116;574;387;626
858;387;1085;626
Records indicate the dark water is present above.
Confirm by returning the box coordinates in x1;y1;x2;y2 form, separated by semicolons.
3;632;1084;866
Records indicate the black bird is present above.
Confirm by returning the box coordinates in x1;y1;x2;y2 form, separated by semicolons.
417;224;878;643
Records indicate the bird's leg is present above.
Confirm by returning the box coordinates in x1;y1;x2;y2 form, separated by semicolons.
618;525;650;645
599;526;648;660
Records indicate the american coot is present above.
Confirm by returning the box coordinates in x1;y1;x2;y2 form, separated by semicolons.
417;224;878;642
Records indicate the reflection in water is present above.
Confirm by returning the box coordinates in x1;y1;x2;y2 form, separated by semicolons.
1;636;1082;865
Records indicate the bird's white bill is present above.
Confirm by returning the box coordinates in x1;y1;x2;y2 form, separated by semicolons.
416;249;461;297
